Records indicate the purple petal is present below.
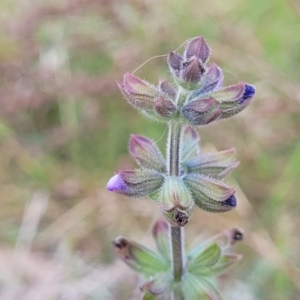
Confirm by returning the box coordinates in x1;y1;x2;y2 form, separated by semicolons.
239;84;255;104
107;169;164;197
107;174;127;192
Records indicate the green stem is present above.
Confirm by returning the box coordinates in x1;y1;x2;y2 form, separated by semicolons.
167;121;185;300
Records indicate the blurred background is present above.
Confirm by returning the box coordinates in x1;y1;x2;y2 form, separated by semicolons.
0;0;300;299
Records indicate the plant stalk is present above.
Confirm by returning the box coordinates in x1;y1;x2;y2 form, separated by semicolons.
167;120;185;300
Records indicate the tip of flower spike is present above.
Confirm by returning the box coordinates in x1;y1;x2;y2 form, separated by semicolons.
239;84;255;104
222;194;237;207
107;173;126;192
184;36;211;63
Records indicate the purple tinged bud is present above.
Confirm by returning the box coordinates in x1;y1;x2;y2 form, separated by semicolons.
239;84;255;104
129;135;165;171
117;80;154;110
184;97;215;113
107;169;164;197
210;82;245;105
183;174;236;213
181;56;206;84
107;173;127;192
154;96;177;118
184;36;211;63
167;52;183;76
181;97;221;125
117;73;162;112
123;73;157;97
159;79;177;99
218;83;255;119
199;63;224;93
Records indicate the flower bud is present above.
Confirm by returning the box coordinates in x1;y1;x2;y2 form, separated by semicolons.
107;169;164;197
117;73;159;111
184;36;211;63
195;82;256;120
184;148;239;179
167;52;183;77
181;97;221;125
199;63;223;94
113;236;168;276
209;82;245;108
154;96;177;118
124;72;158;98
159;177;194;227
159;79;177;99
181;56;206;85
129;135;166;171
183;174;236;213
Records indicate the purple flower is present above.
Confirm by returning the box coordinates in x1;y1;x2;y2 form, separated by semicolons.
107;126;239;226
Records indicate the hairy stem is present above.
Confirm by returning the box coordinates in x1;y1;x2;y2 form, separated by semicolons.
167;121;185;299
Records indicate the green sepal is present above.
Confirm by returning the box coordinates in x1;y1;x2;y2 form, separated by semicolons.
152;219;170;262
187;242;221;274
141;272;172;299
199;254;242;277
180;125;200;164
182;273;224;300
113;236;169;276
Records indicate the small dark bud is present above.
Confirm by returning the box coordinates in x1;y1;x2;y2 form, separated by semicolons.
222;194;237;207
174;209;189;227
229;228;244;245
239;84;256;104
113;236;128;249
113;236;130;259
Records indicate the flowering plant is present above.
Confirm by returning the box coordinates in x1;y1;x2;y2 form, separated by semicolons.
107;36;255;299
